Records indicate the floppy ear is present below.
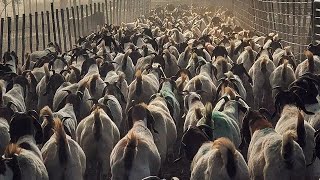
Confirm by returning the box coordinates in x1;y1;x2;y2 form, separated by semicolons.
127;107;133;130
241;110;252;145
28;111;43;145
146;109;158;133
165;96;175;118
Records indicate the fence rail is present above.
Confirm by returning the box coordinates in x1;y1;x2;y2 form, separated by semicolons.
0;0;151;65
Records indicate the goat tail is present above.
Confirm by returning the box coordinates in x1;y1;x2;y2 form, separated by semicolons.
281;59;288;81
281;131;295;169
44;63;50;80
40;106;54;120
54;118;69;165
260;57;268;74
135;70;142;96
230;41;235;56
305;50;314;73
94;109;102;141
296;111;306;148
195;108;203;120
284;46;291;55
89;74;99;94
25;53;31;70
195;78;202;91
205;103;213;124
123;131;138;175
245;46;254;63
212;137;237;178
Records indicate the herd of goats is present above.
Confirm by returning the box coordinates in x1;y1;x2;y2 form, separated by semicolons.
0;3;320;180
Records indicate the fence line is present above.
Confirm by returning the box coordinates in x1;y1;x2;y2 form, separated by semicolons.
0;0;151;64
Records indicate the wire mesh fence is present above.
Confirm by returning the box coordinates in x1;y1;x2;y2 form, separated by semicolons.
212;0;313;61
151;0;313;61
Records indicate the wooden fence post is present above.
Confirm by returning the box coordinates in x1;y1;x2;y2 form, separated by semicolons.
105;0;109;24
29;14;33;52
109;1;112;24
7;17;12;52
66;8;73;49
15;15;19;52
123;0;126;23
41;11;46;49
71;7;77;44
98;3;101;27
0;18;4;59
90;4;93;32
76;6;81;37
51;3;57;43
35;12;39;51
113;0;116;24
22;14;26;65
81;5;85;36
61;9;67;52
56;9;62;48
86;5;89;34
94;3;97;31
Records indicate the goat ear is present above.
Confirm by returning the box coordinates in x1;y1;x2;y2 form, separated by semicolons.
165;97;175;118
241;110;252;145
29;111;43;145
127;107;134;130
146;109;158;134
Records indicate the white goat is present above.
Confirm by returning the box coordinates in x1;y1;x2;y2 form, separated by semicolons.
41;118;86;180
76;107;120;179
110;104;161;180
191;137;249;180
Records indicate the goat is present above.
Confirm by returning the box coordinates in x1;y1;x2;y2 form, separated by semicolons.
147;94;177;163
110;104;161;180
242;109;306;180
273;89;317;179
191;137;249;180
76;107;120;179
0;144;49;180
269;60;296;100
295;51;320;78
9;110;44;161
249;55;275;109
126;65;162;113
41;118;86;180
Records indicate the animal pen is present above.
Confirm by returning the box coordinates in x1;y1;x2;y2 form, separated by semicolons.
0;0;319;63
0;0;151;65
153;0;315;61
